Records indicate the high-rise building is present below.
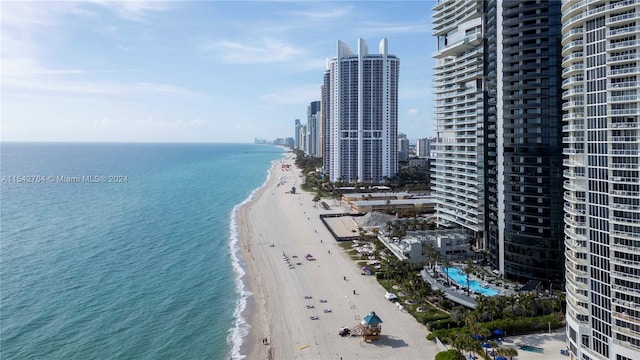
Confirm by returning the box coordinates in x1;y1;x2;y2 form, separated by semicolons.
308;101;321;157
322;38;399;183
398;133;410;161
294;119;301;150
416;137;435;158
432;0;565;286
561;1;640;359
298;123;308;154
432;0;487;248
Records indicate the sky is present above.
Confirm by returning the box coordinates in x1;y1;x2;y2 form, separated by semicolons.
2;1;437;143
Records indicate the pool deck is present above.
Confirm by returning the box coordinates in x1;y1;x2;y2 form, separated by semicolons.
501;329;568;360
420;265;516;309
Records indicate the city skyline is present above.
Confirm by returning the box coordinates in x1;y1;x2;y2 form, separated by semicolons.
1;1;437;143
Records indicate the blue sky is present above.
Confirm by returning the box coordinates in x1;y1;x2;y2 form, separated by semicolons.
2;1;437;143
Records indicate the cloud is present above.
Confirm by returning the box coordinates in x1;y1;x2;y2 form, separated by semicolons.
408;108;420;116
358;21;430;35
201;38;304;64
4;75;200;97
284;7;352;21
260;85;321;105
87;0;173;23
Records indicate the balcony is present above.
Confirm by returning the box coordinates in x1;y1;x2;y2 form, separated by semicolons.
562;27;584;42
611;121;639;129
562;63;584;76
565;226;587;241
609;25;638;37
610;80;638;89
563;100;585;110
611;242;640;255
608;53;638;63
608;67;638;76
612;230;640;240
606;12;640;26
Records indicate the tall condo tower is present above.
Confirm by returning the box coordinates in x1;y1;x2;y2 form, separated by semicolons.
322;38;399;183
432;0;486;249
294;119;301;150
561;1;640;359
308;101;321;157
432;0;565;287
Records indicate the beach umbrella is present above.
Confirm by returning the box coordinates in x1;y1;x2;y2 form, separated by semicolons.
493;329;505;336
482;342;492;348
472;334;484;340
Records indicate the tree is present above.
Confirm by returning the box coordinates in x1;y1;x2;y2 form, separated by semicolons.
463;259;475;296
312;194;321;208
435;349;465;360
442;258;452;286
425;243;440;273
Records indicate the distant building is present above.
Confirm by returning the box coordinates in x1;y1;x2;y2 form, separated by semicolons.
298;123;307;153
342;192;434;214
322;38;399;183
415;137;434;158
398;133;409;161
407;157;429;169
294;119;301;150
307;101;321;157
380;229;472;263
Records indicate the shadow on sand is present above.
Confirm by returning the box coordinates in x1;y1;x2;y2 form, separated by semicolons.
369;335;409;348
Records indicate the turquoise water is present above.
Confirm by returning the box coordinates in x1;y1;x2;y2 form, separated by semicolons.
519;345;544;353
0;142;283;360
442;267;500;296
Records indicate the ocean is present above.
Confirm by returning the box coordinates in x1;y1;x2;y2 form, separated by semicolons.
0;142;284;360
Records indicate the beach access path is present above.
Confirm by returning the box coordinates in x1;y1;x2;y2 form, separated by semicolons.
237;151;569;360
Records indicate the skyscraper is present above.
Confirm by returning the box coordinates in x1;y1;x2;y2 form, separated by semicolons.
432;0;565;286
398;132;410;161
294;119;301;150
322;38;399;183
307;101;321;157
561;1;640;358
432;0;487;249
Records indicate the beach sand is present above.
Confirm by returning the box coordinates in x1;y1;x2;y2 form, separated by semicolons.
237;152;568;360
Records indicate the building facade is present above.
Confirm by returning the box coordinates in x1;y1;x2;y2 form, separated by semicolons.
489;0;566;287
294;119;301;150
322;38;399;183
416;137;435;158
432;0;486;249
308;101;321;157
432;0;565;287
398;132;410;161
561;0;640;359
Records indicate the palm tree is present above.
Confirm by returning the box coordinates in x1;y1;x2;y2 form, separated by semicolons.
520;292;536;317
442;258;451;286
449;306;466;326
424;244;439;271
463;259;475;296
312;194;321;208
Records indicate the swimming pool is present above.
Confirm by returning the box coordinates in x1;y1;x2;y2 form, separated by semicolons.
441;267;500;296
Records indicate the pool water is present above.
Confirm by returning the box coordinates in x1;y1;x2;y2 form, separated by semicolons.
441;267;500;296
519;345;544;353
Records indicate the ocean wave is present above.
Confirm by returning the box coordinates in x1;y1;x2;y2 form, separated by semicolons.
227;160;277;360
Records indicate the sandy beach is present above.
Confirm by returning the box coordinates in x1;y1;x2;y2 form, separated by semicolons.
237;151;568;360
